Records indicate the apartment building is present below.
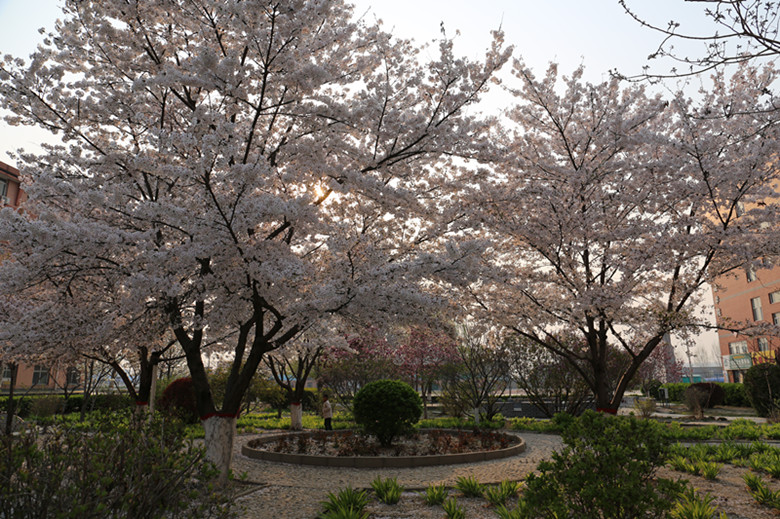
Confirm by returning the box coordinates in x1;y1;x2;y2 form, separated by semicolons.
0;160;26;209
714;265;780;382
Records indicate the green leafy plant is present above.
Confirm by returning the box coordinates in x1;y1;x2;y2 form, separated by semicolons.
352;379;422;447
743;472;780;509
495;503;527;519
520;410;686;519
320;487;370;519
483;480;521;507
716;419;762;441
370;476;403;505
748;450;780;478
697;461;722;480
455;475;484;498
669;454;697;474
670;487;727;519
0;411;234;519
318;502;369;519
442;497;466;519
421;483;448;505
744;471;764;493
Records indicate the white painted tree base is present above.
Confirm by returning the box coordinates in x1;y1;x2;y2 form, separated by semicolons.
203;415;237;485
290;403;303;431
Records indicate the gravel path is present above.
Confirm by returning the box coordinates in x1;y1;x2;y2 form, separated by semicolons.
231;432;563;519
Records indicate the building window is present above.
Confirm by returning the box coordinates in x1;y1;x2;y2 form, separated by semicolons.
66;367;80;386
747;267;757;282
770;291;780;304
736;201;746;217
774;312;780;326
32;365;49;386
1;364;12;381
716;308;722;317
730;341;748;354
715;296;721;304
758;337;770;351
752;297;764;321
0;178;7;205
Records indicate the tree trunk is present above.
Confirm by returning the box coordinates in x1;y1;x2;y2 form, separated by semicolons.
203;415;236;486
290;402;303;430
149;363;158;414
3;363;18;436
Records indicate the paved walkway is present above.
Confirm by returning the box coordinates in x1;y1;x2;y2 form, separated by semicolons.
231;431;563;518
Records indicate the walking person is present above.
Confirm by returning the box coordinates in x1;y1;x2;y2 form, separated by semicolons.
322;394;332;431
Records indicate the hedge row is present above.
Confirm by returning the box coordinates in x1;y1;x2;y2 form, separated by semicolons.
0;393;133;418
660;382;749;407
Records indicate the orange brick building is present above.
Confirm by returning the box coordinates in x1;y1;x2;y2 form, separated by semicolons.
0;160;26;209
714;265;780;382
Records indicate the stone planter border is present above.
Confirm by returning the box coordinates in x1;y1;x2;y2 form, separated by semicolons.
241;429;526;468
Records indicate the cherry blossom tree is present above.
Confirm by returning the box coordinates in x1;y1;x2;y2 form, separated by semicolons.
620;0;780;79
440;324;509;423
0;0;510;481
316;326;398;409
396;325;458;418
263;323;342;430
466;61;780;413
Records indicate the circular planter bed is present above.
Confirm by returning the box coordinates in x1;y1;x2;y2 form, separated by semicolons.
242;428;526;468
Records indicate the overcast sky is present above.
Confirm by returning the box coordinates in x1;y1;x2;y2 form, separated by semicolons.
0;0;724;163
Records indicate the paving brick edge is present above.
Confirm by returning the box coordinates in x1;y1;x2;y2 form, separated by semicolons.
241;429;526;468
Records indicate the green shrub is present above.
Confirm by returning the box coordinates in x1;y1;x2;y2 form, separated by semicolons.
158;377;199;424
662;383;691;402
508;417;561;434
642;379;663;398
27;396;62;417
685;382;724;408
519;410;685;519
0;396;32;417
352;379;422;447
719;383;749;407
633;397;657;418
0;411;234;519
744;363;780;418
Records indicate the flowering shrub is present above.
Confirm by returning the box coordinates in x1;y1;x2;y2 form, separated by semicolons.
158;377;198;424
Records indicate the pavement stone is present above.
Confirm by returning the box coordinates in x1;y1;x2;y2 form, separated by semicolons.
231;431;563;519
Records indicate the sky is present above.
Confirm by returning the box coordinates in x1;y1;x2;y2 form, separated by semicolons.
0;0;723;164
0;0;723;364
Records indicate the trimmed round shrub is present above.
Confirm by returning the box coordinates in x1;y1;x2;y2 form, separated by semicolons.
684;382;725;409
744;363;780;417
157;377;198;423
353;379;422;447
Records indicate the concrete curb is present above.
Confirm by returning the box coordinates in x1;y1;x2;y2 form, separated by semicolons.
241;429;526;468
